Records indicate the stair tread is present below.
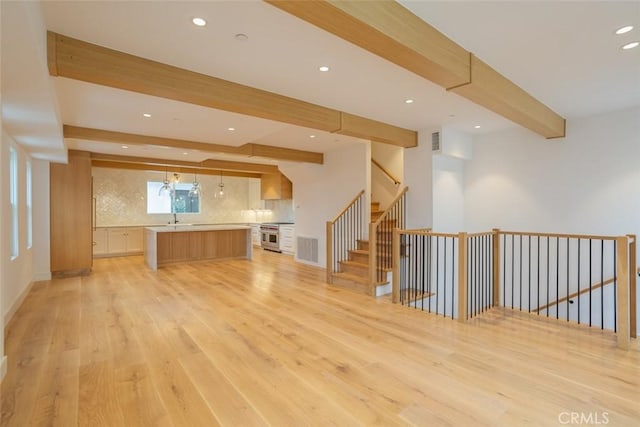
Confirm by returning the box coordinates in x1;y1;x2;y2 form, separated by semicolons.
333;272;370;285
349;249;369;255
340;260;368;268
333;272;389;287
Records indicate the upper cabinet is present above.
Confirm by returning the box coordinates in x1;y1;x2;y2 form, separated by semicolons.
248;178;265;209
260;172;292;200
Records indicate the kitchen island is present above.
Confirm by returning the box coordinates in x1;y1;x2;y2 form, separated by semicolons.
145;225;252;270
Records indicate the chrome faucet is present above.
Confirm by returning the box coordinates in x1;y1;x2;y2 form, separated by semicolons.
173;213;179;224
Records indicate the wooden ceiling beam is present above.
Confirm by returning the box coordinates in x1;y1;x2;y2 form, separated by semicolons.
91;160;261;179
244;143;324;164
49;32;417;148
65;125;246;155
90;152;278;174
198;159;278;174
337;113;417;148
265;0;470;89
64;125;325;164
266;0;566;139
448;55;566;139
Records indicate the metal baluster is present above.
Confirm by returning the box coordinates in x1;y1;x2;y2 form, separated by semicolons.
613;240;617;333
528;235;532;312
589;239;593;326
556;237;560;319
600;239;604;330
546;237;550;318
577;239;581;325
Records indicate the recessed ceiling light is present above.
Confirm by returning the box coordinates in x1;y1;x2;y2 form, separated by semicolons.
192;17;207;27
182;152;189;156
404;99;414;104
143;113;151;118
319;66;330;72
616;25;634;35
474;125;481;129
622;41;639;50
228;127;235;131
235;33;248;41
448;114;456;118
121;145;128;149
309;135;316;138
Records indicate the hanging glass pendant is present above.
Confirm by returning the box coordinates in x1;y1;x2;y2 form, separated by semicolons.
158;169;172;196
215;171;225;199
189;173;201;197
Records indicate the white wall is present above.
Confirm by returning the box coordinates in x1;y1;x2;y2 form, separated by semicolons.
432;155;465;233
371;141;403;209
465;107;640;238
404;129;434;229
431;126;472;233
280;143;369;267
1;130;35;351
465;107;640;332
32;159;50;280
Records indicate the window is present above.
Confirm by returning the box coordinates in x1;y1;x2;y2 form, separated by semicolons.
26;160;32;249
147;181;200;214
10;147;18;258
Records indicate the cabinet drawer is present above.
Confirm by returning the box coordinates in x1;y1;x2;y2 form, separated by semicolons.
280;226;294;238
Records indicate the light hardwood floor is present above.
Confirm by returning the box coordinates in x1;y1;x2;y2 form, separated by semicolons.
2;250;639;426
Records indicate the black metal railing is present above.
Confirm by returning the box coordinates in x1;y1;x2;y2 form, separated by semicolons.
498;231;620;331
392;229;635;348
393;230;458;318
370;187;407;287
325;190;365;284
466;232;495;319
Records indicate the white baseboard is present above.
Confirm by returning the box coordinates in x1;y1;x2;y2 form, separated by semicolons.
1;356;7;382
4;280;35;327
33;271;52;281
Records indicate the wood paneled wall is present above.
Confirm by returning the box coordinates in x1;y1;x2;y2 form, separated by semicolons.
50;150;93;276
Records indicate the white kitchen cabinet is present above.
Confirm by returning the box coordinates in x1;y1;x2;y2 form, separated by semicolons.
126;228;144;253
248;179;265;210
93;227;144;257
279;225;295;254
92;228;108;256
108;229;128;254
251;224;261;246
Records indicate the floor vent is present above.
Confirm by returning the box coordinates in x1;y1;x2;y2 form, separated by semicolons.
297;237;319;263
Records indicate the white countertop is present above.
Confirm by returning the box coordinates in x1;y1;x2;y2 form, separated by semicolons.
146;225;251;233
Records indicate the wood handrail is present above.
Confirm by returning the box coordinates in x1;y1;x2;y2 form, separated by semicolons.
371;158;401;185
499;230;619;241
533;277;615;313
373;187;408;226
329;190;365;224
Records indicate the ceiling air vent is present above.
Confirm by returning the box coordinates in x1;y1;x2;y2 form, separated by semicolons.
431;132;441;152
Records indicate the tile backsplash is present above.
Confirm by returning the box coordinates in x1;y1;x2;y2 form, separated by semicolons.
93;168;294;226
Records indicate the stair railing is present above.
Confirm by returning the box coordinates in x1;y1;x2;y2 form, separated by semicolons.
326;190;366;284
369;187;407;293
371;158;401;185
391;228;636;349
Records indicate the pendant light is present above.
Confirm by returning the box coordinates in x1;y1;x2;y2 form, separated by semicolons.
189;172;201;197
158;168;172;196
215;171;225;199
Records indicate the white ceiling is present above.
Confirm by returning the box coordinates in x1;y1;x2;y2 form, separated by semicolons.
2;1;639;164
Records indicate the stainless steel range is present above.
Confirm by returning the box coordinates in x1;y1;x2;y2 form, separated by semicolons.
260;223;281;252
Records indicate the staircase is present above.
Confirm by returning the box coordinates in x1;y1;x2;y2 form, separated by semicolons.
332;201;394;296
